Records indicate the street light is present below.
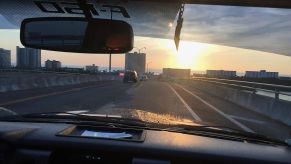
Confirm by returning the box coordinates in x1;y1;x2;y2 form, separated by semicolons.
133;47;146;54
108;10;113;72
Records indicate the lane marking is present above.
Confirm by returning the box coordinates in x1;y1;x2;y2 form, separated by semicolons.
167;84;202;122
228;115;265;124
0;84;112;106
0;107;17;115
175;83;254;133
66;110;89;114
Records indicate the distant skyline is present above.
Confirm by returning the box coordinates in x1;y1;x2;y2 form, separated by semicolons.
1;29;291;76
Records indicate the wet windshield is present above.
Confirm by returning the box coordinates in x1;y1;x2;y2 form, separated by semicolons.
0;1;291;142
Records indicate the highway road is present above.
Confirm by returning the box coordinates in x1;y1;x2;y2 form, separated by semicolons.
0;79;290;141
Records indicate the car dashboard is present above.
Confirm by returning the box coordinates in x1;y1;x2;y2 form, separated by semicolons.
0;121;290;164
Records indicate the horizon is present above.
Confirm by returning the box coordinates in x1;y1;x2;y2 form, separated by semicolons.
2;30;291;77
3;49;291;77
6;62;291;77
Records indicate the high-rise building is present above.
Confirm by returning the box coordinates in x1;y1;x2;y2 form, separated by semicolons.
45;60;61;70
16;46;41;69
125;52;146;76
0;48;11;68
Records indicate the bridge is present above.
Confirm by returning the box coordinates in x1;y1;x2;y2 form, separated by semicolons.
0;73;290;141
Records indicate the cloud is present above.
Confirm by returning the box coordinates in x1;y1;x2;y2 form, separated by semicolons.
180;5;291;56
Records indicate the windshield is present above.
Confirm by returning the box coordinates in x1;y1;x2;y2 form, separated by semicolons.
0;1;291;142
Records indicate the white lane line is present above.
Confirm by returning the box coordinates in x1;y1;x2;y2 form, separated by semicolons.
66;110;89;114
228;115;265;124
0;107;17;115
167;84;202;122
175;84;254;133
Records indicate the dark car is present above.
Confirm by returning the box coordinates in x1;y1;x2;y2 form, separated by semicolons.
123;70;138;83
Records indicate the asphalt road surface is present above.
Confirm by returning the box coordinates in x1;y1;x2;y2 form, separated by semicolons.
0;80;290;140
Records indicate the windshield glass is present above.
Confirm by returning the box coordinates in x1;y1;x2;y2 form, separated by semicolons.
0;1;291;142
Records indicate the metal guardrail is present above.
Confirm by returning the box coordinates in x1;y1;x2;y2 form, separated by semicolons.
0;69;120;76
192;77;291;99
0;69;83;75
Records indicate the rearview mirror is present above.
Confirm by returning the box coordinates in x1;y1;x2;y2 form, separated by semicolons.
20;17;134;54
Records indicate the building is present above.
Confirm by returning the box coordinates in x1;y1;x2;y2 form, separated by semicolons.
16;46;41;69
0;48;11;68
52;60;61;69
85;64;99;73
162;68;191;79
245;70;279;78
206;70;236;78
125;52;146;75
45;60;53;69
45;60;61;70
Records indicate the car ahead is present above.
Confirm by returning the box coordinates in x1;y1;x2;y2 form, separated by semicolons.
123;70;138;83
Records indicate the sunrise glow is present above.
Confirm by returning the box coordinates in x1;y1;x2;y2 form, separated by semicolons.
175;41;208;69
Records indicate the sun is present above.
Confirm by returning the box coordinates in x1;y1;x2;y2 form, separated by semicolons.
176;41;208;69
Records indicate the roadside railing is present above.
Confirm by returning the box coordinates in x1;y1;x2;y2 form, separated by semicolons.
192;77;291;100
0;69;121;76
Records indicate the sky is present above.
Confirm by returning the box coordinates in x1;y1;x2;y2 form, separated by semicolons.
1;29;291;75
1;3;291;75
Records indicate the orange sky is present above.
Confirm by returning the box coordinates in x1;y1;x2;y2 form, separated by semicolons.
1;30;291;75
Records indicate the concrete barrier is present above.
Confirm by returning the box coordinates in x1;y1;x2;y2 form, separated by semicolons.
0;72;121;93
185;80;291;126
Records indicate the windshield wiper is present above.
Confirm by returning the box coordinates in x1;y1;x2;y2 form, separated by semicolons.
19;111;150;128
1;111;288;146
165;124;287;146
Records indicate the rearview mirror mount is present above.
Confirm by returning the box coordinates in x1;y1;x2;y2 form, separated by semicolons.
20;17;134;54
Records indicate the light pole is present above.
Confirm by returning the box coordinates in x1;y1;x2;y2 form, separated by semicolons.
133;47;146;54
109;53;112;72
109;8;113;72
